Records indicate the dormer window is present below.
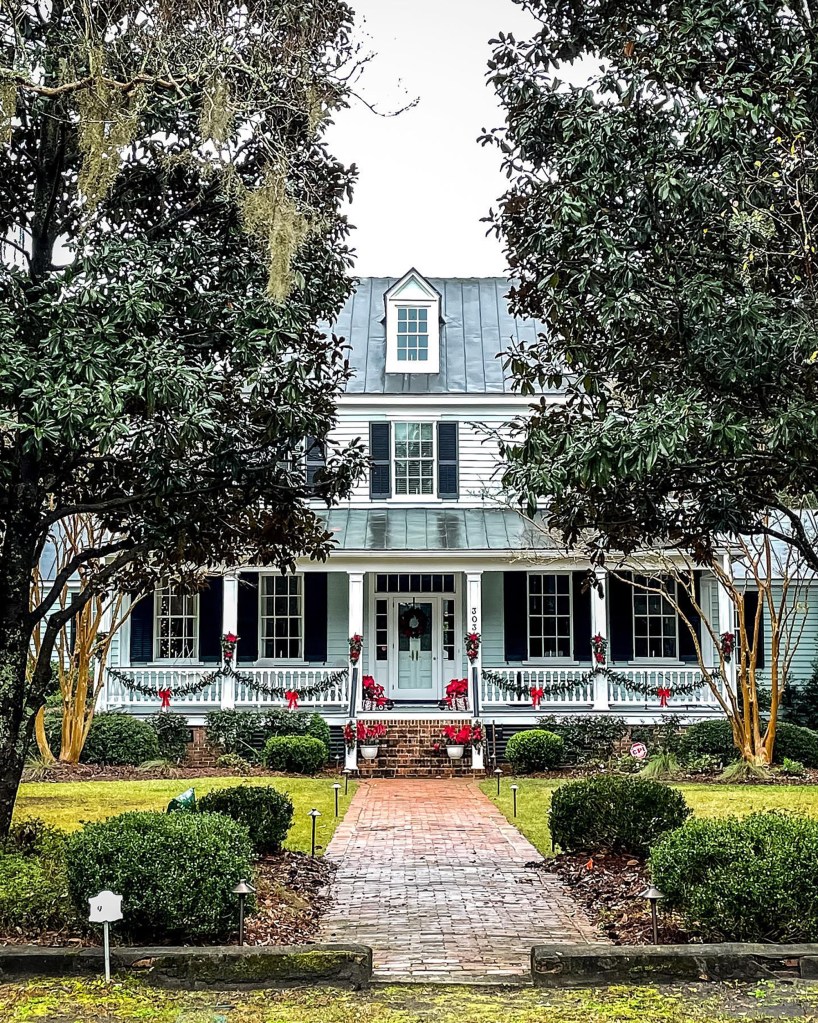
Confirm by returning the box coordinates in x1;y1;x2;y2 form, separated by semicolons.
385;269;440;374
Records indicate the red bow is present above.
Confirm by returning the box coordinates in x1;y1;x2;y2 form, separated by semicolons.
657;686;671;707
285;690;299;710
158;688;172;709
530;686;545;708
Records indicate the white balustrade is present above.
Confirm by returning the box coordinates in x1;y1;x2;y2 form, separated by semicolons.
607;667;724;707
233;668;349;708
481;668;594;707
106;668;223;709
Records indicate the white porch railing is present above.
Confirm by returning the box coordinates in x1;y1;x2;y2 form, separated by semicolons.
106;666;350;712
481;666;725;711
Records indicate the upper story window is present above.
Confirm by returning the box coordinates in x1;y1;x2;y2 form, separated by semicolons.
261;574;303;659
633;577;678;659
384;269;441;374
154;586;198;660
528;573;572;659
394;421;434;495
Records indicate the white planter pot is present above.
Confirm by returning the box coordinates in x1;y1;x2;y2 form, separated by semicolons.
446;744;465;760
359;744;380;760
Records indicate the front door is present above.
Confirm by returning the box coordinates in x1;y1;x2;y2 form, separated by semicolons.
391;598;438;700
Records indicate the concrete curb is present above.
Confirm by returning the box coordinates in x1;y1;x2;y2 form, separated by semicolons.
532;943;818;986
0;942;372;989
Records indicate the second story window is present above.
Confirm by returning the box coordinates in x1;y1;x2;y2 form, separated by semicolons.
154;586;198;660
394;422;434;496
396;306;429;362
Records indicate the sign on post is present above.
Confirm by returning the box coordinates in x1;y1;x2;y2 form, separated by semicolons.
88;890;123;982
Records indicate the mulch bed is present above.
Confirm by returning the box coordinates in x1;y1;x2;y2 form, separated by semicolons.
540;852;689;945
0;851;333;949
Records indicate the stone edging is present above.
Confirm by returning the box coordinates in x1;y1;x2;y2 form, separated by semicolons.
0;942;372;989
532;942;818;985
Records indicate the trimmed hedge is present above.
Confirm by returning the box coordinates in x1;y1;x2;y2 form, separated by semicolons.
536;715;628;763
773;722;818;768
678;719;738;766
505;729;565;773
198;785;294;854
148;714;191;763
80;712;160;766
650;812;818;942
206;709;330;762
65;811;253;942
262;735;327;775
549;776;692;856
0;819;72;934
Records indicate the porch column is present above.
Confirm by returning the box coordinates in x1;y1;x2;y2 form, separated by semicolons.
221;573;239;710
465;573;484;768
591;567;610;711
346;571;364;769
717;554;737;695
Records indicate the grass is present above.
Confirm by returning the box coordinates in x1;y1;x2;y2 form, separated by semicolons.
2;977;818;1022
13;775;357;855
480;777;818;856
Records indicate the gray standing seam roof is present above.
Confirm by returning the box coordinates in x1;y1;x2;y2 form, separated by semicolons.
329;277;546;395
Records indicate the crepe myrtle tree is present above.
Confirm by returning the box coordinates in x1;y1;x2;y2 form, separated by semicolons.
0;0;369;835
483;1;818;572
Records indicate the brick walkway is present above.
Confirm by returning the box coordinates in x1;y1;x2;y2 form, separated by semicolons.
319;779;599;982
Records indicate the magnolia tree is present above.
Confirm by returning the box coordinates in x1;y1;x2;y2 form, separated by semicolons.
0;0;369;835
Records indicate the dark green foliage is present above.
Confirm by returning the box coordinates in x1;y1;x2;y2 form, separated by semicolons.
505;729;565;773
781;666;818;730
65;811;253;942
198;785;294;854
207;709;330;763
0;818;73;933
2;817;67;859
630;717;684;757
81;713;160;766
549;776;692;856
537;715;627;763
773;723;818;768
148;714;192;764
650;812;818;942
678;720;739;767
262;735;327;775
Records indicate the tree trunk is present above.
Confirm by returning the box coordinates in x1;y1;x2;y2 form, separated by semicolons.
34;706;55;763
0;603;37;838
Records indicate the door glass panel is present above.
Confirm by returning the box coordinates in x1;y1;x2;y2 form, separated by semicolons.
397;601;434;691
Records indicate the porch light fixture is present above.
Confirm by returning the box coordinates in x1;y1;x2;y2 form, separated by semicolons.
494;767;502;796
308;808;321;857
232;878;255;946
640;885;665;944
332;783;341;817
510;784;518;818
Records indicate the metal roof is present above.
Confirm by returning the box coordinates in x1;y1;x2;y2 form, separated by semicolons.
330;277;546;395
322;508;562;552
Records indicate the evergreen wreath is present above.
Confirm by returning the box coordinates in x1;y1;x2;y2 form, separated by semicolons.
481;667;714;704
399;604;428;639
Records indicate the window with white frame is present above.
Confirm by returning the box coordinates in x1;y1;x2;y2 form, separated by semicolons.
261;575;303;659
633;578;678;658
394;422;435;496
154;586;198;660
396;306;429;362
528;574;572;658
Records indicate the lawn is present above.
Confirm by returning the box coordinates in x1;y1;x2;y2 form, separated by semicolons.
2;977;818;1023
13;775;357;855
480;777;818;857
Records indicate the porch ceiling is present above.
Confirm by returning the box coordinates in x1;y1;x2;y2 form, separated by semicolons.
321;508;562;552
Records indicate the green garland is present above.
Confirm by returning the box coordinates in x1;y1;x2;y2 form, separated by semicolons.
481;667;714;702
107;664;349;702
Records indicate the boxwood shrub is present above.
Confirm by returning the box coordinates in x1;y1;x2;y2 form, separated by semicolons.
650;812;818;942
81;712;160;766
198;785;294;854
536;715;628;763
549;776;692;856
262;735;327;775
505;729;565;773
206;708;330;762
678;719;738;766
148;714;191;764
773;722;818;768
0;819;73;934
65;811;253;942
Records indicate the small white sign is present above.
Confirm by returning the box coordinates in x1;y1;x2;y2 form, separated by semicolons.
88;890;123;924
630;742;648;761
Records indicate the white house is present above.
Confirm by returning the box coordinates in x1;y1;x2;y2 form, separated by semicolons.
103;271;805;770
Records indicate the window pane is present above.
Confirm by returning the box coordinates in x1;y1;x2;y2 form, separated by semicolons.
260;575;303;659
527;574;572;659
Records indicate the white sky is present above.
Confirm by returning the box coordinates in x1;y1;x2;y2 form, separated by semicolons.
327;0;539;278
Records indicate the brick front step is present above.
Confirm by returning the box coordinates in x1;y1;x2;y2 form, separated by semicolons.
355;718;485;778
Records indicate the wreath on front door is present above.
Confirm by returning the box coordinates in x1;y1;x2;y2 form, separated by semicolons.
399;605;428;639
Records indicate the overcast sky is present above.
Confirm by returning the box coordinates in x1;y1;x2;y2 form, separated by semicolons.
327;0;539;279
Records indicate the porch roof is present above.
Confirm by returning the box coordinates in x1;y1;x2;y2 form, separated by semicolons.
322;508;561;552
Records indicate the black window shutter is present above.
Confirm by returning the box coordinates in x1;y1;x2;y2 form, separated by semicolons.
369;422;391;499
305;435;326;488
503;572;528;662
677;574;701;664
743;590;765;669
303;573;328;663
437;422;459;500
199;577;224;664
236;573;259;664
571;572;592;663
129;594;154;664
609;573;634;663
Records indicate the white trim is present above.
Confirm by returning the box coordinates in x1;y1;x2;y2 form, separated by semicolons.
384;271;441;375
